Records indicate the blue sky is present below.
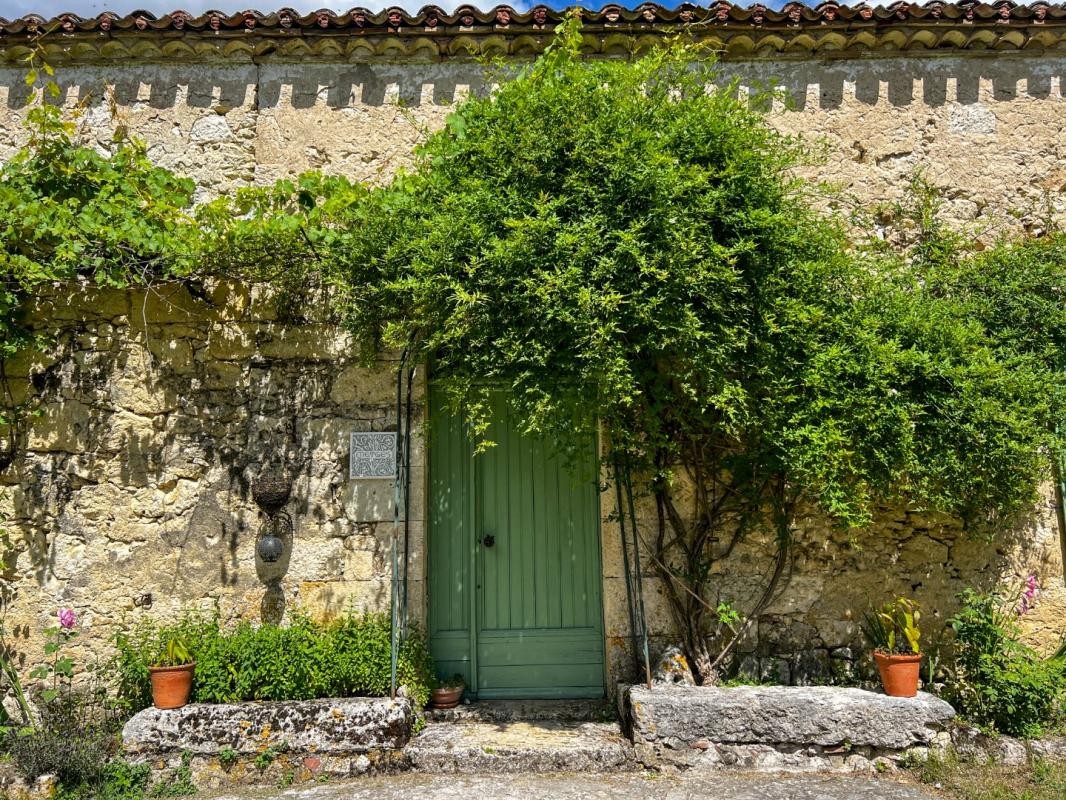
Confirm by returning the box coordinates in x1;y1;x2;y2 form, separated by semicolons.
4;1;793;20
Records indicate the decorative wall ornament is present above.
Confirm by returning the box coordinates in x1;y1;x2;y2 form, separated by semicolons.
349;432;397;479
251;473;293;566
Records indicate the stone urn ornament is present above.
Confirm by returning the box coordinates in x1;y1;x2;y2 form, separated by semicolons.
430;674;466;709
149;635;196;709
861;597;923;698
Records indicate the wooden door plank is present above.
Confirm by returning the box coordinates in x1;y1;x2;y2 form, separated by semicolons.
477;663;606;690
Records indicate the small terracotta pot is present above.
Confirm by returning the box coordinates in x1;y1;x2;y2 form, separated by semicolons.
873;651;922;698
430;686;464;709
149;662;196;709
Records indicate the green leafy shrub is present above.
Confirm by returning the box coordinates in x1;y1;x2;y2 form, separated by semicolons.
7;609;123;789
215;15;1066;682
54;760;152;800
946;588;1065;737
148;752;197;798
6;687;121;786
111;611;434;711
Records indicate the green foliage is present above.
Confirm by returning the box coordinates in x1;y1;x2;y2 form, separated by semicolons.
5;686;121;786
52;756;197;800
3;19;1064;686
0;625;34;731
0;103;200;464
0;105;196;353
861;597;922;655
862;176;1066;526
241;16;1064;678
111;611;434;711
946;588;1065;737
253;747;278;771
152;636;192;668
914;750;1066;800
436;673;466;691
53;760;152;800
148;751;196;798
217;746;238;769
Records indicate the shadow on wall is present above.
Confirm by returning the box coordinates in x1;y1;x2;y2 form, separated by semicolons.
1;63;492;112
1;282;398;634
717;57;1066;110
0;57;1062;113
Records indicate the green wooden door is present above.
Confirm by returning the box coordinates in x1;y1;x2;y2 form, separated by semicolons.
428;390;605;699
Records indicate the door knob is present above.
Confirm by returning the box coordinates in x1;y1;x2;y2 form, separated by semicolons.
482;534;495;548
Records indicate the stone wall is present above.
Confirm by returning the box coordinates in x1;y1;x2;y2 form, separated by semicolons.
0;51;1064;687
0;281;425;674
602;497;1064;686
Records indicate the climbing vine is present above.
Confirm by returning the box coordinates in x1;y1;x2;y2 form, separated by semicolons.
1;17;1064;683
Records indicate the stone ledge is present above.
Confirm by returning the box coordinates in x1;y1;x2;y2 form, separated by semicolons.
405;720;635;774
122;697;414;758
626;685;955;770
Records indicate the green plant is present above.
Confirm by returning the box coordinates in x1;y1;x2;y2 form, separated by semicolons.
0;623;33;733
253;747;277;771
217;746;238;769
152;635;193;668
149;751;196;798
946;588;1065;737
436;673;465;691
110;610;434;712
30;609;78;702
53;760;152;800
861;597;922;655
6;609;124;789
237;14;1066;684
912;750;1066;800
276;770;296;788
6;686;120;786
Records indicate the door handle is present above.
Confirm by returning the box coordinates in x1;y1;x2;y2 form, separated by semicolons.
482;534;495;548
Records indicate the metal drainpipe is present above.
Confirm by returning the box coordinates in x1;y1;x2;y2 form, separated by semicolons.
390;351;410;699
1055;457;1066;589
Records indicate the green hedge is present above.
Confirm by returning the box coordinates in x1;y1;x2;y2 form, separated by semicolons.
111;611;434;711
947;590;1065;737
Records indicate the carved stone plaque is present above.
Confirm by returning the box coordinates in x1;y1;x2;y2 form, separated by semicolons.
349;432;397;479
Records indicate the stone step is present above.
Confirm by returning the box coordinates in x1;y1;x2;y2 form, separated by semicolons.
426;698;616;724
405;720;636;774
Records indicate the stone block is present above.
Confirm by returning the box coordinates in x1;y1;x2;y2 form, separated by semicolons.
791;650;830;686
122;697;414;757
299;578;397;621
627;685;956;756
330;363;399;407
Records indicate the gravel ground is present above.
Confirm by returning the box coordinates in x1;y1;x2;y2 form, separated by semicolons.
207;771;941;800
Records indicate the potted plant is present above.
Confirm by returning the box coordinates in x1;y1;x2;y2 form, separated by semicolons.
149;635;195;710
430;674;465;710
861;597;922;697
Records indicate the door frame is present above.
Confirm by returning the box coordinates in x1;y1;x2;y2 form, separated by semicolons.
426;385;608;699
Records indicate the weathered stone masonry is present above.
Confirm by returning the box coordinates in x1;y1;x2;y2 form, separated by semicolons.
0;4;1064;688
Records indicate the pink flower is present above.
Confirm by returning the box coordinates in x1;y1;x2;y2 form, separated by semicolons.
1018;574;1039;615
58;608;76;630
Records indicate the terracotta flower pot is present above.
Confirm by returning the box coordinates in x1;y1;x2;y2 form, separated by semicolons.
149;662;196;709
873;651;921;698
430;686;464;709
